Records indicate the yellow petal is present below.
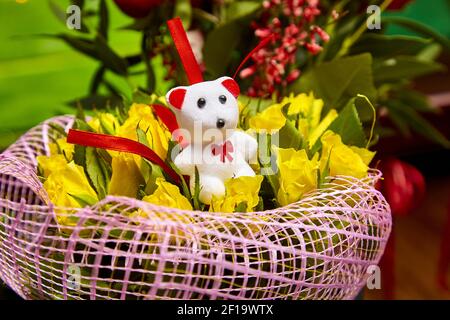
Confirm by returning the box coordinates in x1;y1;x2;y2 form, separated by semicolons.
320;131;369;179
108;153;144;198
249;104;286;132
275;147;319;206
350;146;376;166
143;178;192;211
43;161;98;226
37;154;68;178
210;176;263;213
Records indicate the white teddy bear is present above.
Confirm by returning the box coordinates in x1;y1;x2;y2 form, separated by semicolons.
166;76;258;205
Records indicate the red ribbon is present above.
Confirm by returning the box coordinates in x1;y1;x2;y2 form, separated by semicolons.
233;34;276;79
151;104;179;133
211;141;234;163
67;129;181;184
167;17;203;85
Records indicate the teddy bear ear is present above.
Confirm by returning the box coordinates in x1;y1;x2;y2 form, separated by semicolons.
220;77;240;98
166;87;187;110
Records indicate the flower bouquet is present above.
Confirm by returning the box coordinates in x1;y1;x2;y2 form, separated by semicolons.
0;0;423;300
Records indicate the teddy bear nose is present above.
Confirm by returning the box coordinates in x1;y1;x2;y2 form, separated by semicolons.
216;118;226;129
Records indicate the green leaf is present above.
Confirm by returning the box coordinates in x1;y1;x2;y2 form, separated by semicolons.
350;34;430;58
327;97;367;147
192;166;201;211
94;34;128;75
67;94;124;110
174;0;192;29
278;119;302;150
98;0;109;40
72;119;91;168
293;53;377;110
383;16;450;53
386;101;450;148
52;34;98;58
85;147;108;199
395;89;435;113
48;0;67;25
132;89;153;105
234;202;248;213
204;22;243;77
68;193;97;207
226;1;261;22
89;65;106;94
373;56;445;84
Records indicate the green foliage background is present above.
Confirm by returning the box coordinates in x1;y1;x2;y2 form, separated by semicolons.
0;0;449;150
0;0;143;149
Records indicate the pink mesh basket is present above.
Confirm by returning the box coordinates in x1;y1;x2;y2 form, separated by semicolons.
0;116;391;300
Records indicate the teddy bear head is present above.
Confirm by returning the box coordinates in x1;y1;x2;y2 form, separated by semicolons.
166;76;240;145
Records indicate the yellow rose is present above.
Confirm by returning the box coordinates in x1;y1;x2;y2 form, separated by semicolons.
210;175;263;213
275;147;319;206
108;153;144;198
49;138;75;161
142;178;192;211
287;92;324;120
320;131;370;179
128;178;193;243
43;161;98;226
37;154;68;178
248;104;286;133
117;103;171;160
88;113;120;134
350;146;376;166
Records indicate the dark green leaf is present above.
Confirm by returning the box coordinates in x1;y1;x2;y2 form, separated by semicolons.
387;101;450;148
89;65;106;94
53;34;97;58
373;56;445;84
94;35;128;75
350;34;430;58
204;22;243;77
383;16;450;53
98;0;109;40
85;147;107;199
293;53;377;110
395;89;435;113
192;166;201;211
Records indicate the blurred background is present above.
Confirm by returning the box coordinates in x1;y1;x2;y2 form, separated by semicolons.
0;0;449;300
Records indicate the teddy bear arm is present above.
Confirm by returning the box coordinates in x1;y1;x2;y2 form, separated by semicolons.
193;174;226;205
173;151;195;176
233;131;258;163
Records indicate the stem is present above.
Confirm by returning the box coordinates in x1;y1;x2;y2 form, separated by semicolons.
336;0;393;58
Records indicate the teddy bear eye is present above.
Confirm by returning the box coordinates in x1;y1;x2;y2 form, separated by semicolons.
197;98;206;109
219;95;227;104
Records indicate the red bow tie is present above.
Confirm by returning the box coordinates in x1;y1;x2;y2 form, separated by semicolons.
211;141;234;163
